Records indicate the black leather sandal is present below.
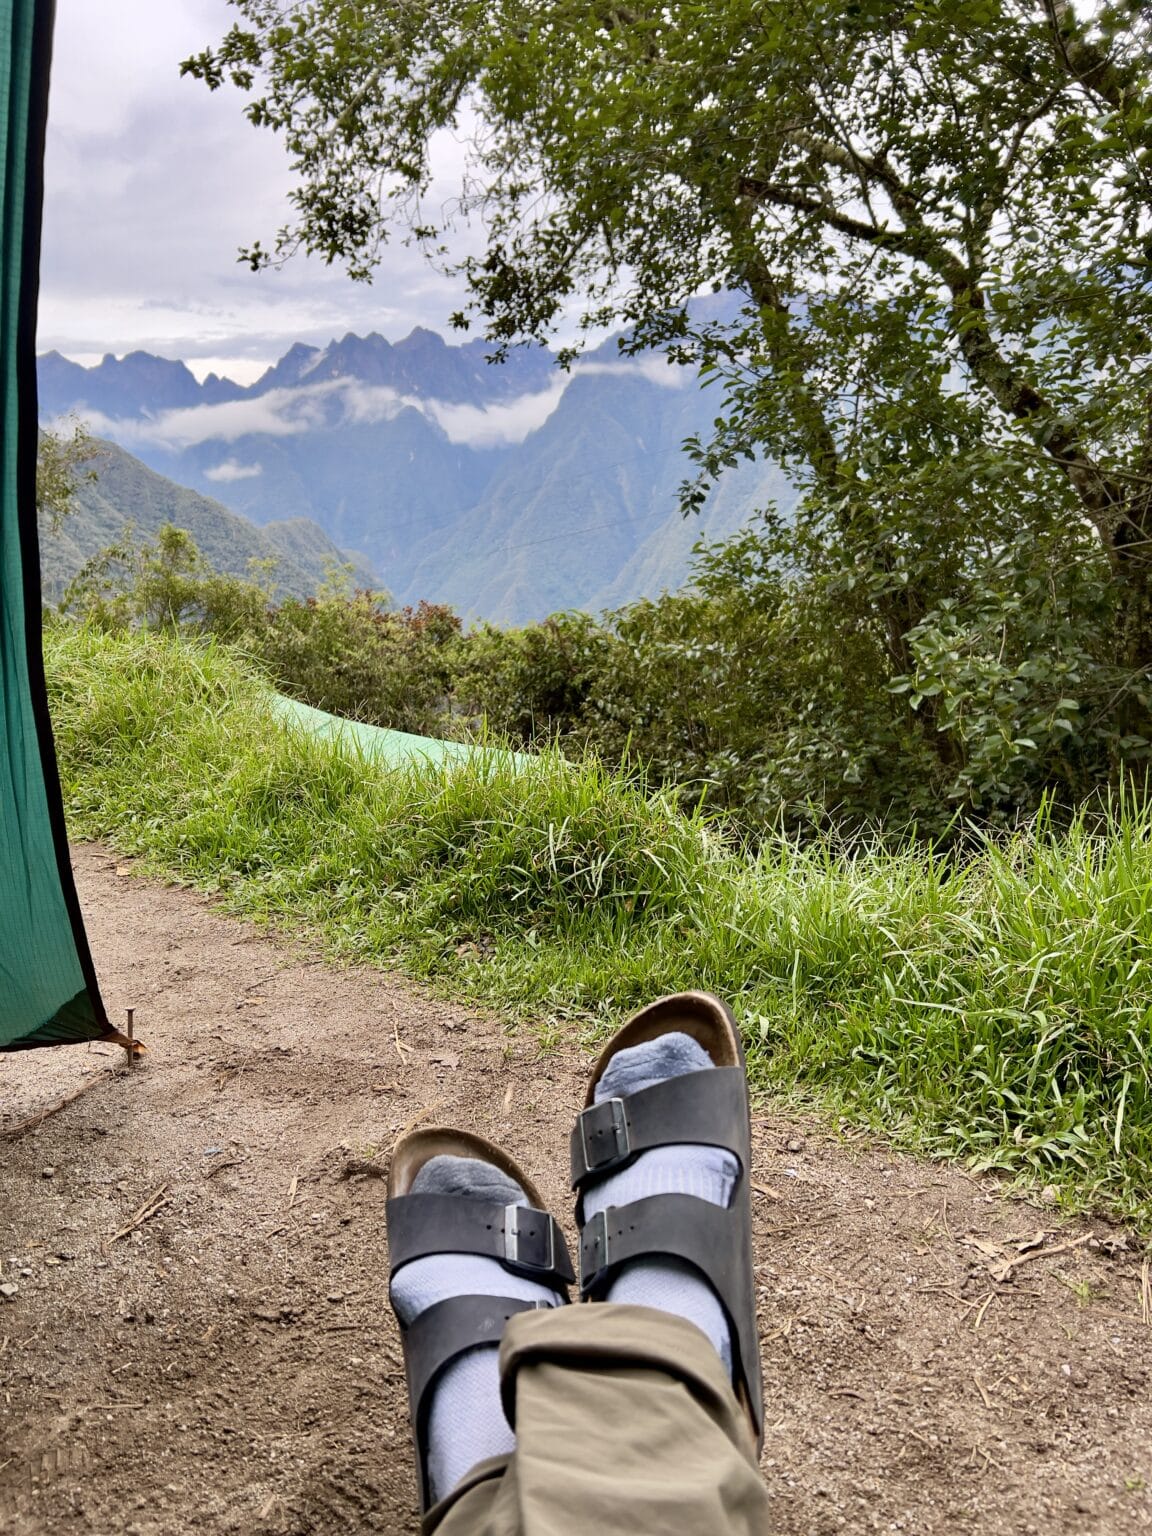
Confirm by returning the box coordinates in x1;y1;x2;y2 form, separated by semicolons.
570;991;764;1448
386;1127;575;1513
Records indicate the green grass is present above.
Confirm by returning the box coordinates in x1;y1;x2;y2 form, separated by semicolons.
46;622;1152;1225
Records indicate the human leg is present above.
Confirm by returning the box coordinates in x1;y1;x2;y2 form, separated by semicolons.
386;1129;574;1515
389;993;771;1534
429;1304;769;1536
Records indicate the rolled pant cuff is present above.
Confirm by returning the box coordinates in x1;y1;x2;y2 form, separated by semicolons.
423;1304;764;1535
423;1453;512;1534
498;1303;758;1457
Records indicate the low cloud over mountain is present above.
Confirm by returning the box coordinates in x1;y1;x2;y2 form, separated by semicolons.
62;351;681;456
40;327;791;622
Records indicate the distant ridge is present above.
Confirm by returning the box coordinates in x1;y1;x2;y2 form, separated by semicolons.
39;436;378;604
39;328;793;623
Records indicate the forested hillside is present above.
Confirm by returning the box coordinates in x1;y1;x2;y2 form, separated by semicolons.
38;436;376;603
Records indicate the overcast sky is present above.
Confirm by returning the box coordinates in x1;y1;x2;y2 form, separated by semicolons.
38;0;477;384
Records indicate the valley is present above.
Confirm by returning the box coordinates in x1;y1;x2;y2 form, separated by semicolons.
39;328;793;622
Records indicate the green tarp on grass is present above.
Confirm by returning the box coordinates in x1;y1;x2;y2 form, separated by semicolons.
0;0;107;1050
271;693;531;772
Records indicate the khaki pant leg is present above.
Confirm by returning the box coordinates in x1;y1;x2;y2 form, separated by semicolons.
426;1304;771;1536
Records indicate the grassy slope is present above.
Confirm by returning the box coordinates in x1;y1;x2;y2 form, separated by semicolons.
46;624;1152;1225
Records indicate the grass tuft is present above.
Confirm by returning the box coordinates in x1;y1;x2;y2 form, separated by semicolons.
46;623;1152;1225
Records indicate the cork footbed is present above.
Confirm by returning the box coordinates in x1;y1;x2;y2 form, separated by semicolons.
580;990;760;1446
387;1125;547;1207
582;990;745;1108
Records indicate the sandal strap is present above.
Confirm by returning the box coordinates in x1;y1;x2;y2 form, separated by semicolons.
387;1194;575;1286
570;1068;749;1191
402;1294;559;1510
579;1192;763;1443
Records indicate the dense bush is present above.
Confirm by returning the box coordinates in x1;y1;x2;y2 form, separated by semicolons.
59;515;1137;839
62;525;462;738
258;590;460;736
448;610;612;745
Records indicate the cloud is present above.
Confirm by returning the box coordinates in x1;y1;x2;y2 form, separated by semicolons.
37;0;489;367
426;378;570;446
40;2;634;370
338;382;416;427
204;459;263;482
59;352;689;454
76;384;344;451
414;357;684;445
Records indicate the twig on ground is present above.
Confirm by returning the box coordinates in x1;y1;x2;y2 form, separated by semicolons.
0;1071;114;1141
203;1159;244;1180
972;1293;996;1330
106;1184;171;1247
989;1233;1092;1283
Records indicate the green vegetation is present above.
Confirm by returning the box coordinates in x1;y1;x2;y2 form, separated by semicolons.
51;1;1146;1232
36;418;97;532
47;621;1152;1226
63;524;462;740
37;433;374;604
61;521;1127;836
188;1;1152;803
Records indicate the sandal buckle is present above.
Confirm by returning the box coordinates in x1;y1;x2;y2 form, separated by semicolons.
578;1097;630;1173
504;1205;556;1273
580;1208;610;1284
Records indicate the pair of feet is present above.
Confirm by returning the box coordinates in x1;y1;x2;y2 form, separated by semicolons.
386;991;763;1510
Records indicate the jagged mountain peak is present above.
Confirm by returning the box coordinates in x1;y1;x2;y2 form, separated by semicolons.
35;321;791;623
38;327;563;423
394;325;445;352
39;348;203;415
251;341;324;394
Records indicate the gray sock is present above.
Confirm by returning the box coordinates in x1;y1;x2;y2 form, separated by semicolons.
582;1033;736;1372
390;1155;561;1502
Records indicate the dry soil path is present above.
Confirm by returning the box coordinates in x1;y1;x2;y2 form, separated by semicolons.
1;844;1150;1534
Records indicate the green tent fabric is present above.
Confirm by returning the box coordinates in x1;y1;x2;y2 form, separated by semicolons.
271;694;532;772
0;0;107;1051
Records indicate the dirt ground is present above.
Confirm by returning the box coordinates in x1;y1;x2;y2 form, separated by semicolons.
1;844;1150;1534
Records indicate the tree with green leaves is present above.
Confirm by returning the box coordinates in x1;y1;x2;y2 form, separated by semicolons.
186;1;1152;814
37;417;96;532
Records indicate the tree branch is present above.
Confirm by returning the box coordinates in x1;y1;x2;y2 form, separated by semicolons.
738;166;1130;553
1043;0;1145;113
739;256;843;492
737;175;907;251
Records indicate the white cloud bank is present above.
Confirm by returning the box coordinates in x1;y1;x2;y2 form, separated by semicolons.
65;355;685;453
39;0;482;366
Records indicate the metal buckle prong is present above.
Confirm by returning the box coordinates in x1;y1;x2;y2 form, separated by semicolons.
579;1096;629;1172
504;1205;556;1273
580;1207;610;1284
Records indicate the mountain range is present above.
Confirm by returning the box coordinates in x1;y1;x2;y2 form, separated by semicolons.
38;328;794;623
